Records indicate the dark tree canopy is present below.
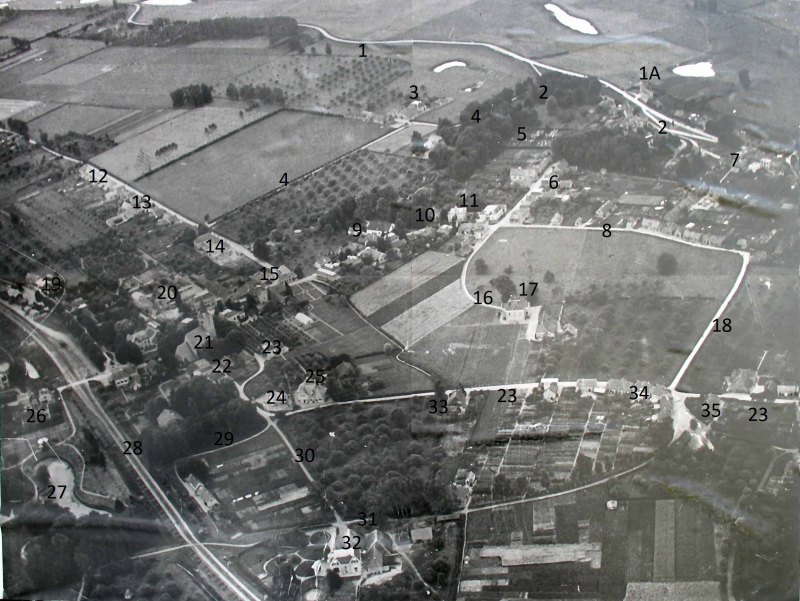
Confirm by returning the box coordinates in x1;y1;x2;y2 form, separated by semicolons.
657;252;678;276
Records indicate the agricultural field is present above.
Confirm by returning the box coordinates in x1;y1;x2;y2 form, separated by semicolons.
27;104;134;138
410;306;521;387
681;265;800;393
200;426;330;531
15;188;108;251
410;226;744;385
0;9;93;39
366;43;535;124
108;109;185;143
0;38;106;101
0;99;45;122
13;46;268;109
224;51;411;118
215;149;434;273
384;279;473;347
466;228;741;303
370;259;465;330
352;251;462;318
137;0;479;40
91;105;275;182
137;110;384;222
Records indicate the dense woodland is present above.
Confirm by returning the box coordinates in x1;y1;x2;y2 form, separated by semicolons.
284;399;458;523
123;16;302;47
169;83;213;109
140;377;263;467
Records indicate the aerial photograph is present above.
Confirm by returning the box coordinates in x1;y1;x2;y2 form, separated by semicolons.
0;0;798;599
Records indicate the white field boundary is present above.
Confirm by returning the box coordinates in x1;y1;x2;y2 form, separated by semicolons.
462;218;749;392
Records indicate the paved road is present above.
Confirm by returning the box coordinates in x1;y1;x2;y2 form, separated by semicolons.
2;306;262;601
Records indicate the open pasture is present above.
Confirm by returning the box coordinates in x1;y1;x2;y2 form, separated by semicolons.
0;9;94;39
138;110;384;221
138;0;478;40
0;99;43;121
44;46;270;109
365;44;535;124
466;227;741;303
409;306;522;387
92;105;274;181
0;38;105;100
682;265;800;393
408;227;741;386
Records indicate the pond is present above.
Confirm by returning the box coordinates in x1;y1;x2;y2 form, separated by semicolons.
38;458;109;519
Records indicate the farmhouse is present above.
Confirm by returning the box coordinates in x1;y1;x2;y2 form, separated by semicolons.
157;408;185;429
577;379;600;396
365;220;394;235
112;365;141;390
543;382;560;402
362;530;395;576
448;206;468;223
481;204;507;223
295;381;327;404
499;299;534;324
294;312;314;327
596;200;615;219
185;474;219;513
37;388;53;406
725;368;759;394
315;528;364;578
127;326;158;358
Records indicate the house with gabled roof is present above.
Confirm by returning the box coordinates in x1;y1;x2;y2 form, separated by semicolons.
577;379;600;396
606;379;631;395
725;368;758;394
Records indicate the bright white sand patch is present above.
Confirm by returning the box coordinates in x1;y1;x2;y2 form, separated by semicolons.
434;61;466;73
673;62;715;77
544;4;598;35
143;0;193;4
